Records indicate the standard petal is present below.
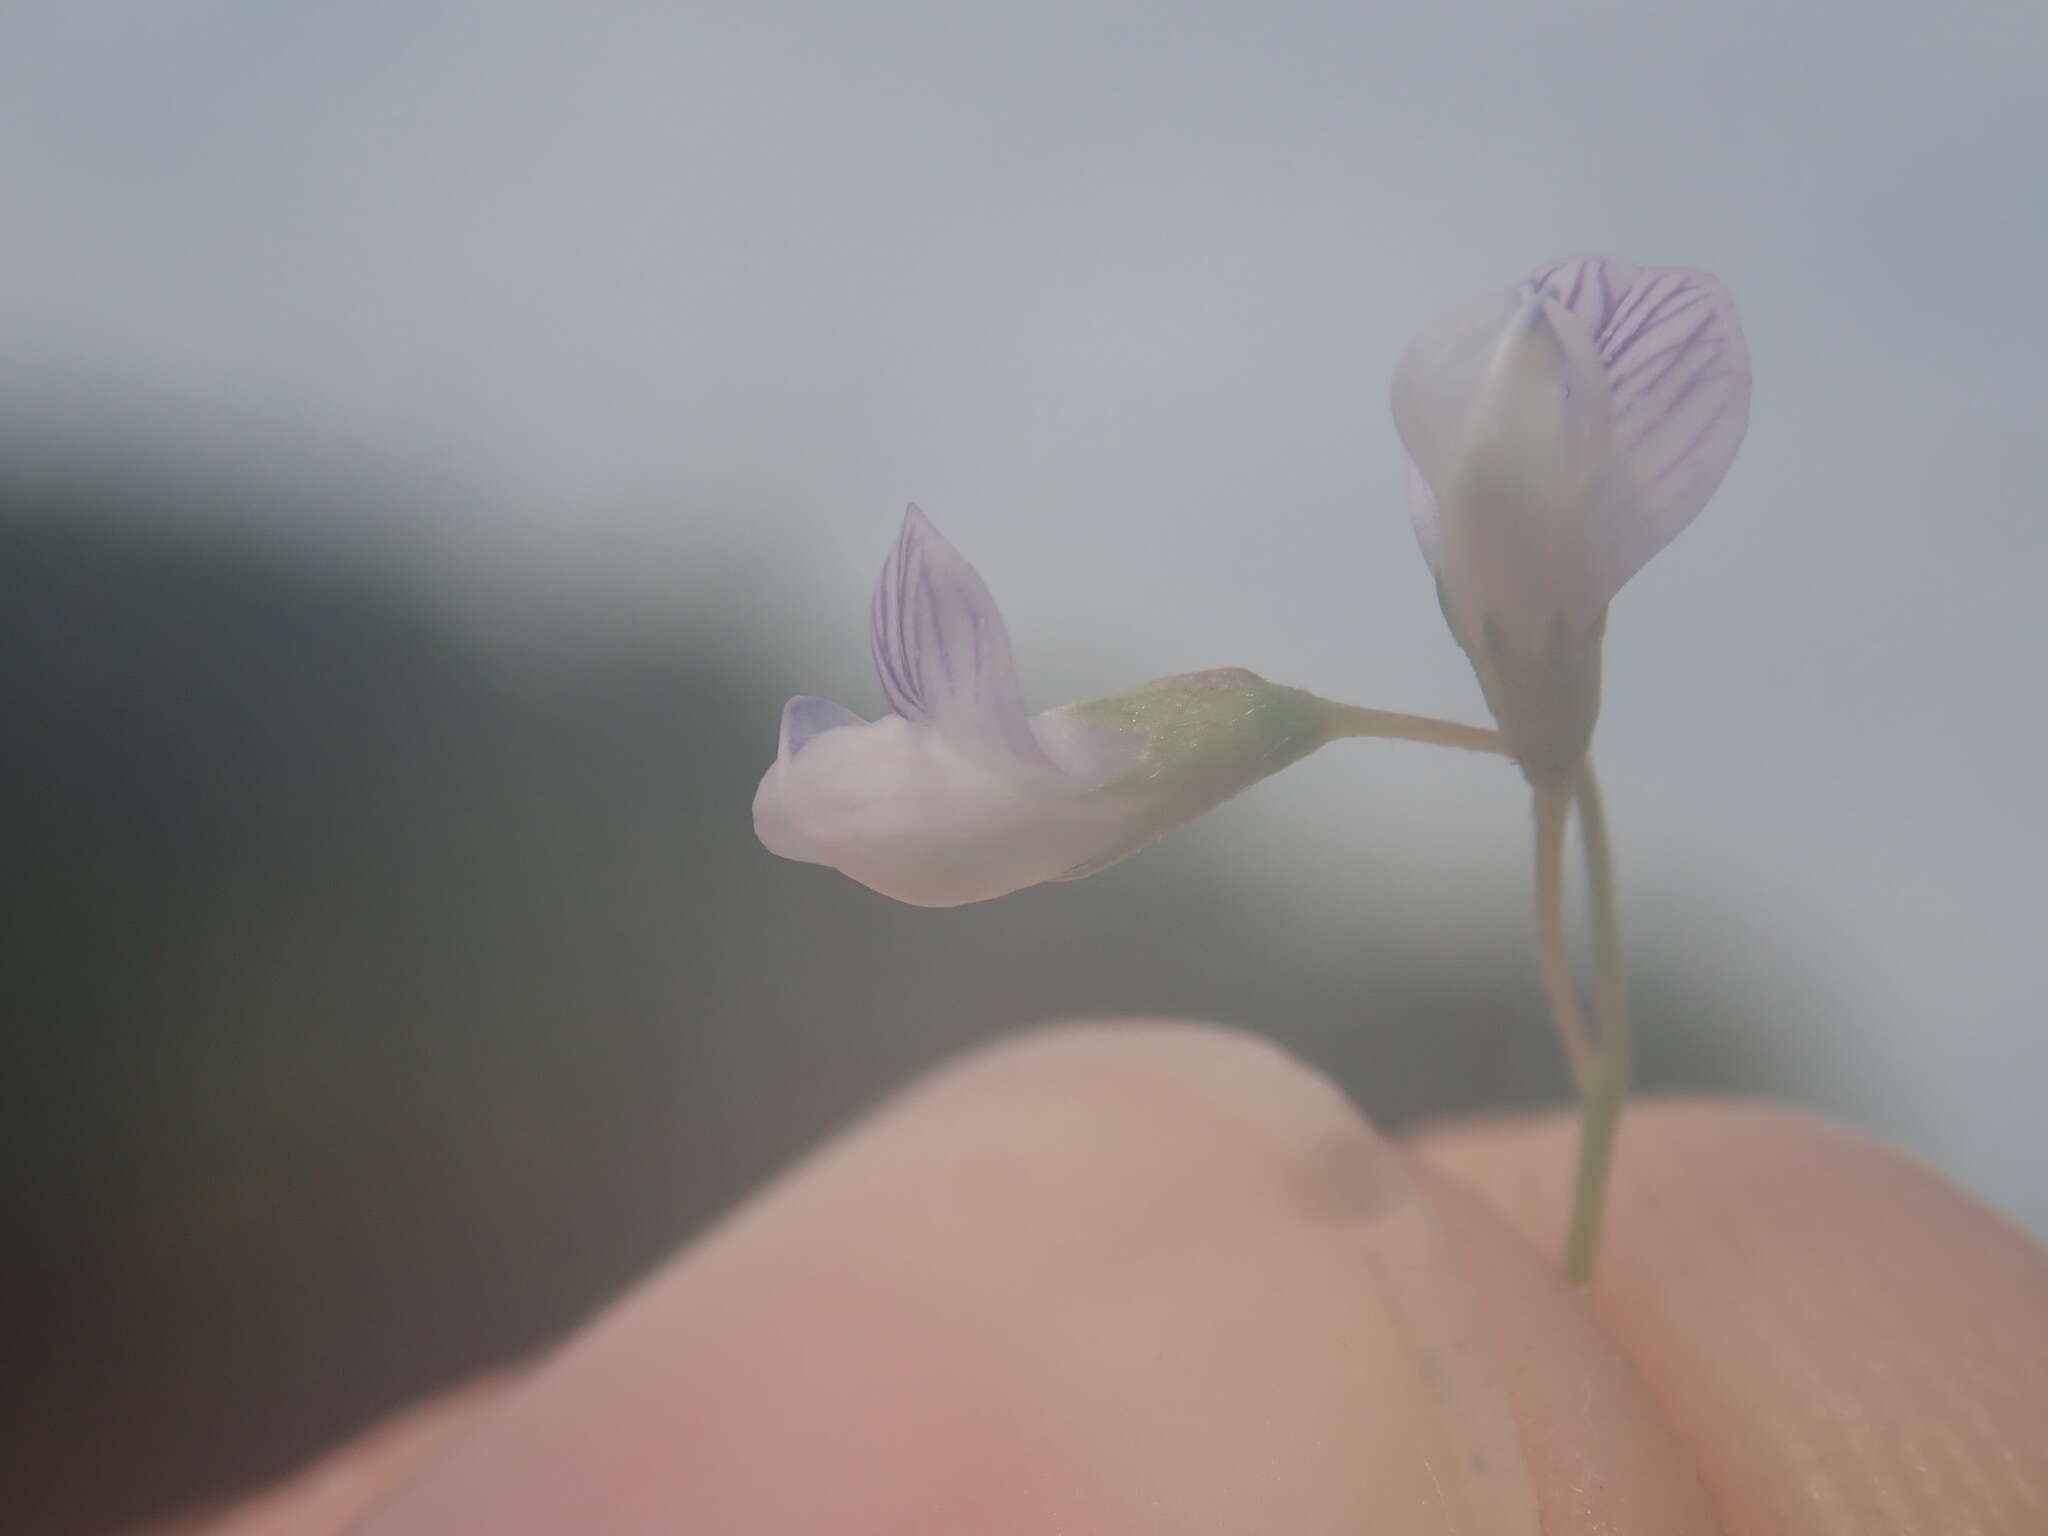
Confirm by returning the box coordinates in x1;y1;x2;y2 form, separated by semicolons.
868;506;1046;764
1525;257;1750;600
1523;254;1642;350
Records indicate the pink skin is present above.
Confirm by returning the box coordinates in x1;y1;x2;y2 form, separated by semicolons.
184;1024;2048;1536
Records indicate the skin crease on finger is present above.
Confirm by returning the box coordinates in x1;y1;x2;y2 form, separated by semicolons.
320;1023;1719;1536
1416;1104;2048;1536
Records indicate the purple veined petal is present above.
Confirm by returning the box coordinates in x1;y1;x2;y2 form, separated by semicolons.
1524;255;1642;352
1525;257;1751;601
778;695;865;759
868;505;1049;765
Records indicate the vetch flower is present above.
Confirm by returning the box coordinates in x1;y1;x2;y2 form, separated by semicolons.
754;506;1340;906
1392;256;1750;781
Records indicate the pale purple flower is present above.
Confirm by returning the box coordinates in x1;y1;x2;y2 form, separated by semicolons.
754;507;1332;906
1391;256;1750;776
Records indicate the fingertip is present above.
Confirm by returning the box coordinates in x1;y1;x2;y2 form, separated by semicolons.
1413;1166;1719;1534
1418;1099;2048;1533
348;1025;1712;1533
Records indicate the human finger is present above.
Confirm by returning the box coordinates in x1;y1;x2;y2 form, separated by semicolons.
1416;1102;2048;1534
335;1023;1714;1534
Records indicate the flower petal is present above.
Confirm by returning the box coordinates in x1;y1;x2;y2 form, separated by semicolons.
1028;710;1146;783
1391;286;1526;575
1455;293;1615;525
752;713;1117;906
1395;291;1615;636
778;695;865;759
753;669;1340;907
1403;458;1443;574
1524;257;1750;600
1392;290;1616;775
868;506;1046;764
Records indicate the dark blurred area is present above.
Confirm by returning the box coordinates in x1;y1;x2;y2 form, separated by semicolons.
2;446;1774;1534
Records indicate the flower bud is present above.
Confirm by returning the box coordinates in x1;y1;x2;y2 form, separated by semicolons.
1392;257;1750;780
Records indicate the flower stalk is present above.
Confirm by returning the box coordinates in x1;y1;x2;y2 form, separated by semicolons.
1562;761;1629;1285
1323;705;1505;757
1532;779;1597;1094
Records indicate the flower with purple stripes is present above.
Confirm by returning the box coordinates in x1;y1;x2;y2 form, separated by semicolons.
754;506;1336;906
1391;255;1750;779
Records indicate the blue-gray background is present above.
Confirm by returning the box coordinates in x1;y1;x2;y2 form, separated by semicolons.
5;4;2042;1529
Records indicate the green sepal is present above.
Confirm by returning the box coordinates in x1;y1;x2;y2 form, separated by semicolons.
1048;668;1334;879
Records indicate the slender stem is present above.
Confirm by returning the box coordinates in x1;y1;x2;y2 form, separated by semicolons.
1562;760;1630;1286
1531;780;1596;1094
1323;705;1507;756
1325;699;1628;1280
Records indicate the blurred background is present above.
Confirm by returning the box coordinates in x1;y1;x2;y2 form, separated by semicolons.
3;3;2043;1530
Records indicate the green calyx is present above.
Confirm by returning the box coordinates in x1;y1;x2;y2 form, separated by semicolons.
1064;667;1334;793
1048;668;1335;879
